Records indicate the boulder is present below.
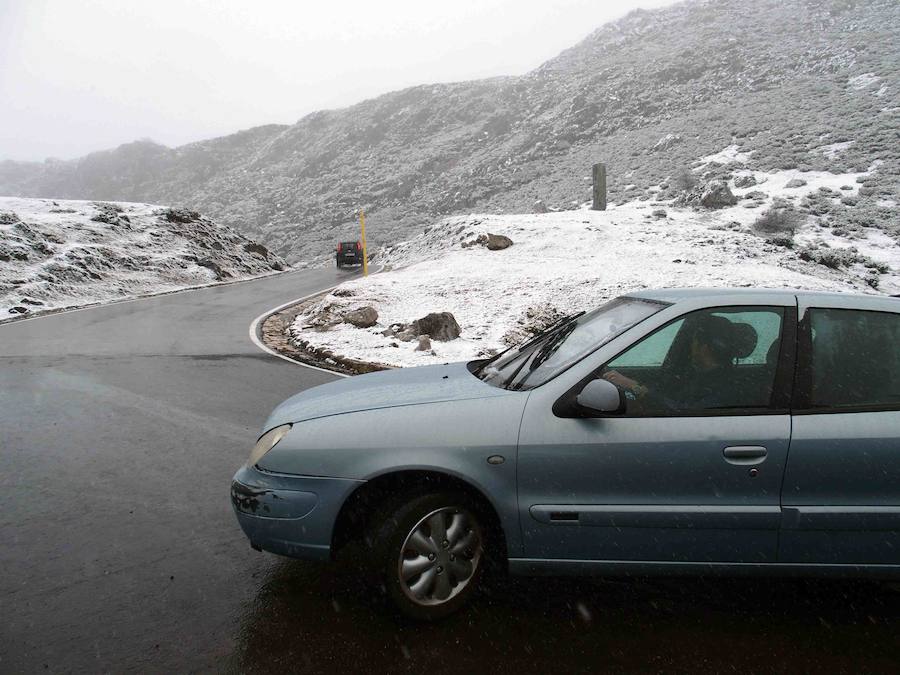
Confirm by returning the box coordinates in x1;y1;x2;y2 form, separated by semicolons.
699;181;738;209
343;306;378;328
197;258;231;280
484;233;513;250
412;312;461;341
414;335;432;352
462;233;513;251
243;242;269;257
785;178;807;188
164;208;202;223
651;133;682;152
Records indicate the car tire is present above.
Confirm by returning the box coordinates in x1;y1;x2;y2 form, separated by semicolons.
368;491;487;620
336;260;342;268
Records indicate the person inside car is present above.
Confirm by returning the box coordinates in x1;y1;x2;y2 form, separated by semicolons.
601;313;748;411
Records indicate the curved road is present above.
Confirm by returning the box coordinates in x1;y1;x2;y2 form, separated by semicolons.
2;269;899;672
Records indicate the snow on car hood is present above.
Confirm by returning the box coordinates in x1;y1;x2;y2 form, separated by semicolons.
262;361;511;431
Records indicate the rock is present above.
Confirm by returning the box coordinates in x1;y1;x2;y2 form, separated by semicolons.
164;208;201;223
476;233;513;250
414;335;432;351
343;306;378;328
744;190;767;200
412;312;461;341
532;200;550;214
91;203;125;225
699;181;738;209
19;298;44;306
463;233;513;251
651;208;668;219
197;258;231;280
0;211;19;225
8;306;28;314
785;178;807;188
651;133;682;152
243;242;269;257
485;233;513;250
733;174;758;188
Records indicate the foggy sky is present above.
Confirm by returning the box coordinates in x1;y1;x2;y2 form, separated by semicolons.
0;0;677;162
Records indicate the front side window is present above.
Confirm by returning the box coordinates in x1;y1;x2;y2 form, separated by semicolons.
805;308;900;410
600;306;785;415
475;297;666;390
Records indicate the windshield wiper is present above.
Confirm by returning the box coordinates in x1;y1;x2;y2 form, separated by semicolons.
473;311;585;378
508;321;579;390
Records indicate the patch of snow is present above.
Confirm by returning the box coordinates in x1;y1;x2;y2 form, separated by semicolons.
697;144;753;167
848;72;880;90
795;226;900;294
818;141;854;160
728;168;867;214
0;197;286;321
293;186;889;369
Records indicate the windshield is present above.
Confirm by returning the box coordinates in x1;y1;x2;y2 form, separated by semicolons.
475;297;666;390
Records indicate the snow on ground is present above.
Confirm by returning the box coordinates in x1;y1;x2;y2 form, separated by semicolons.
696;144;753;167
1;197;287;320
848;72;880;90
292;166;900;369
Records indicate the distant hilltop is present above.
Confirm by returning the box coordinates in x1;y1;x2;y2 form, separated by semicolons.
1;0;898;264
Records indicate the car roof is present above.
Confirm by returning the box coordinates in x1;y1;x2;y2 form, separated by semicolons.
626;287;898;305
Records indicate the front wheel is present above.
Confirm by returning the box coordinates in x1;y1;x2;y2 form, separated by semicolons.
369;492;486;620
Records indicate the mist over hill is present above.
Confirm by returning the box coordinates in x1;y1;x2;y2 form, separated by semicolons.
2;0;898;263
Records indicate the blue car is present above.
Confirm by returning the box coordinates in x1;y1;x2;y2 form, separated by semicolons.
232;288;900;619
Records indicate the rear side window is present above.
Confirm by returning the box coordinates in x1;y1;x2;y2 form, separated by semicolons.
805;308;900;410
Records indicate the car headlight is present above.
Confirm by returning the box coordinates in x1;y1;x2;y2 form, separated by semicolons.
247;424;292;467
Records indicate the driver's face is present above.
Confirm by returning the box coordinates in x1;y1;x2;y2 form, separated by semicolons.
690;335;719;369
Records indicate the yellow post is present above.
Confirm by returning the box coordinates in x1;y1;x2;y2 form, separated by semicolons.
360;208;369;276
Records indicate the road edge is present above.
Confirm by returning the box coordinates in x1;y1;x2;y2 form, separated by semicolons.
248;287;352;378
1;267;295;327
248;264;388;378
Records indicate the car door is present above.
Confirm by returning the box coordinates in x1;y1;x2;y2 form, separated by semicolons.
517;301;796;564
780;296;900;565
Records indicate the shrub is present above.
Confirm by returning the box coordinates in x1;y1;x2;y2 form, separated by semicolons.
752;207;801;242
672;167;698;192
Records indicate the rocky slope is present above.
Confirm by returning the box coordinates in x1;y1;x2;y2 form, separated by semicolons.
0;197;287;320
2;0;898;263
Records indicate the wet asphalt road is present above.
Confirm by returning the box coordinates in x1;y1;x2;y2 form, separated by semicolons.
2;268;900;673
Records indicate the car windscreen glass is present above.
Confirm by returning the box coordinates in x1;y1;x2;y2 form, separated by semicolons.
475;297;666;390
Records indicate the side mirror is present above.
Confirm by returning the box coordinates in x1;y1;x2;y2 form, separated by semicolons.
575;378;625;415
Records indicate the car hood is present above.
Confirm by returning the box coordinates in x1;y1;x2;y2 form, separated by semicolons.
263;361;511;430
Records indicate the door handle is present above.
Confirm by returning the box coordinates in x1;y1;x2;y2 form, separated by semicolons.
723;446;767;465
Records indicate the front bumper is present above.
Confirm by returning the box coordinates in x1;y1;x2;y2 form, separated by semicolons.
231;464;363;561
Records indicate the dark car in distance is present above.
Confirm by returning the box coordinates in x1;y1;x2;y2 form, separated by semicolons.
336;241;363;268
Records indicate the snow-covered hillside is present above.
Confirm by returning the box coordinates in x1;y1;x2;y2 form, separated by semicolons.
0;197;287;320
292;165;900;369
